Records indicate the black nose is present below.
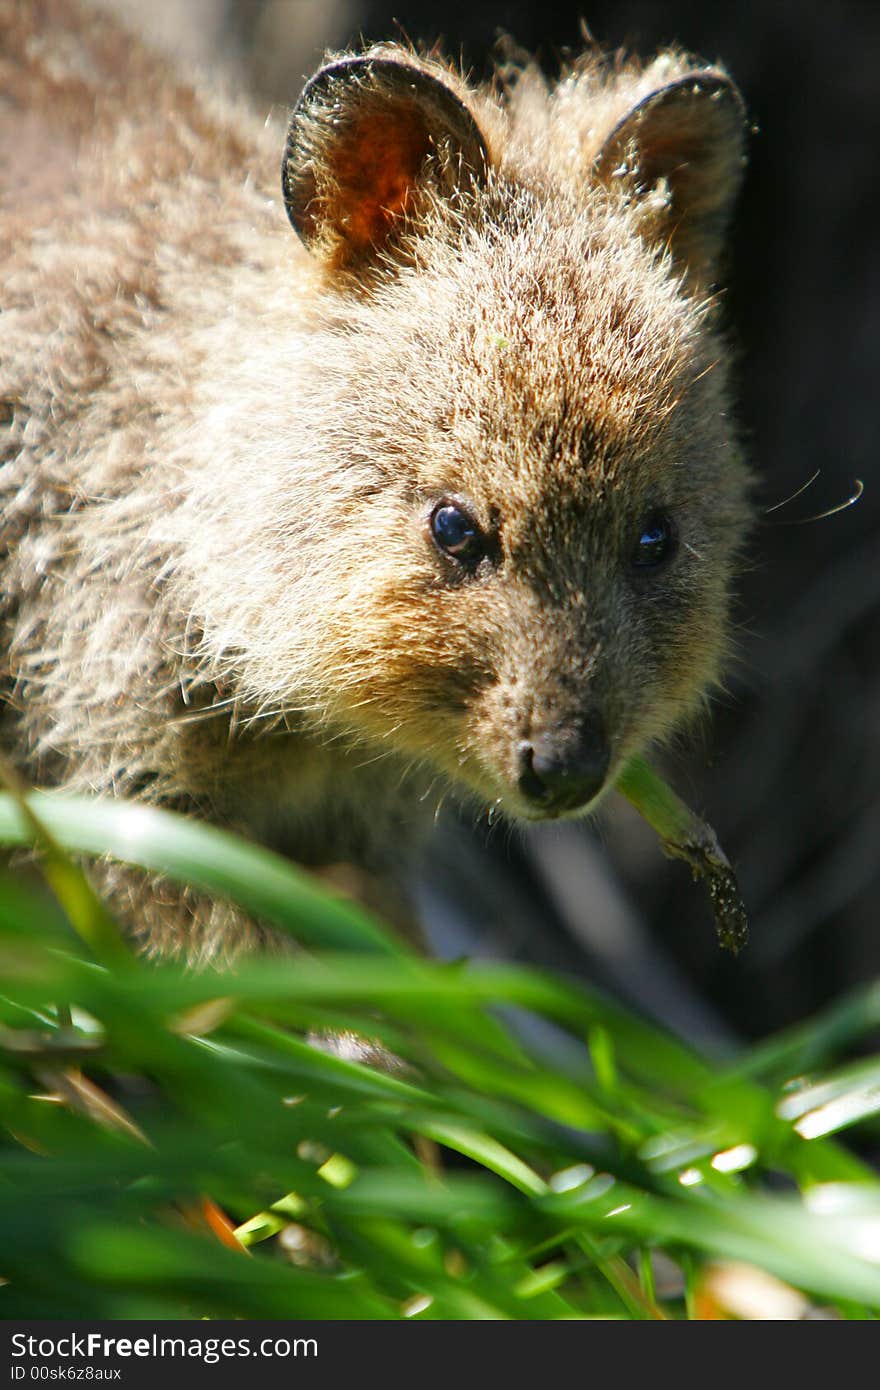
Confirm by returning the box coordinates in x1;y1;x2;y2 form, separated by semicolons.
516;714;610;815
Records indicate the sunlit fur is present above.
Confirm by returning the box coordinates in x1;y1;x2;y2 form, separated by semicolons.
0;0;750;960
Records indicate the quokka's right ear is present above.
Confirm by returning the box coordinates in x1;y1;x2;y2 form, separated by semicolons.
283;54;490;275
593;70;747;289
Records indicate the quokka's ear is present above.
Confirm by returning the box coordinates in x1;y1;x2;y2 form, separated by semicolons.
593;71;747;288
283;54;490;274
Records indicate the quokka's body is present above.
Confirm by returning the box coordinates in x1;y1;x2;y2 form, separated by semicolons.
0;0;751;960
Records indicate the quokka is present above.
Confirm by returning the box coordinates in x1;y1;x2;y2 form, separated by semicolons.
0;0;751;961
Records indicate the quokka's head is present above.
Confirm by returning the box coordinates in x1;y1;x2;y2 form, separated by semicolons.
238;46;751;821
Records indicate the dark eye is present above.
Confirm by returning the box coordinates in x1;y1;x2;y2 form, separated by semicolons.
630;510;676;569
430;500;484;567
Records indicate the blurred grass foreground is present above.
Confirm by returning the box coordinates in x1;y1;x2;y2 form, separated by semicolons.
2;790;880;1320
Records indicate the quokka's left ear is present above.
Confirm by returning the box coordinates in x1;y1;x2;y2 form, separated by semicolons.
593;71;748;289
283;53;490;279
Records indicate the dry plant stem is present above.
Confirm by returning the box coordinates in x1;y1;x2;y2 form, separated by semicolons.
615;757;748;955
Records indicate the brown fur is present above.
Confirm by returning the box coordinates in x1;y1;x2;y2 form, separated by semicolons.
0;0;751;962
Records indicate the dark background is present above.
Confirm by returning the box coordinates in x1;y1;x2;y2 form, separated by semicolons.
150;0;880;1052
